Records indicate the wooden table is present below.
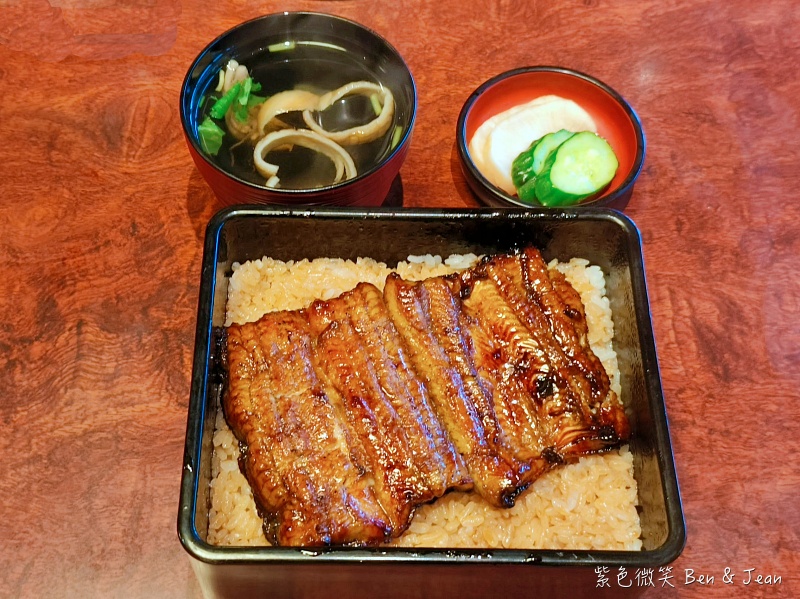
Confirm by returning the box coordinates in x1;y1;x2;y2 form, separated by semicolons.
2;0;797;597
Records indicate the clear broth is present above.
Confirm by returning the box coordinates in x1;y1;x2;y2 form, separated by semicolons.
202;44;400;190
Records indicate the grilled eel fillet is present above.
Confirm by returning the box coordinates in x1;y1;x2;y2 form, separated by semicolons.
224;283;470;546
383;247;629;507
224;247;629;544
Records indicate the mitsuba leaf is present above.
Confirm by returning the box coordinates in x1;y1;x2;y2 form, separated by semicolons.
198;117;225;155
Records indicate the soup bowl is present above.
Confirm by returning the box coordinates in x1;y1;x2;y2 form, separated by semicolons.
180;12;417;207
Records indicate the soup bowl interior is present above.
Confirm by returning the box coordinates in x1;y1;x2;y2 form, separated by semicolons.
181;12;417;206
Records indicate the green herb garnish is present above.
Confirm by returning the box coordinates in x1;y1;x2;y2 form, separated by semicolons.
203;74;265;148
238;78;253;106
390;125;403;150
209;82;242;119
210;78;265;122
198;117;225;155
235;93;267;121
370;93;382;116
268;41;296;53
247;94;266;108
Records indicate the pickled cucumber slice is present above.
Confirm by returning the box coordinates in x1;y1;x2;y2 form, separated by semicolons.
533;132;618;206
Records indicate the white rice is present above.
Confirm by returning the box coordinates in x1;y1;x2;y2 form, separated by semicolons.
207;254;641;550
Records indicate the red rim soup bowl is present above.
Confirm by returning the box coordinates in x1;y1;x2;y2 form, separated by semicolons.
180;12;417;207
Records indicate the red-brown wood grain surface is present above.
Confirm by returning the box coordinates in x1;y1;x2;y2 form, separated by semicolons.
1;0;798;597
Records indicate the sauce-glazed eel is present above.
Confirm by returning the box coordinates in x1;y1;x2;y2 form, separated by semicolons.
223;247;629;546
